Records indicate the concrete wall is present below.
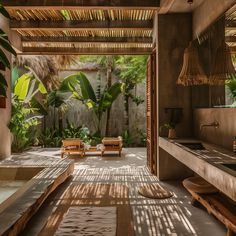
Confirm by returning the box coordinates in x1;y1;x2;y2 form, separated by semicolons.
0;15;12;159
157;13;193;180
194;108;236;150
191;17;226;109
158;13;193;138
192;0;236;39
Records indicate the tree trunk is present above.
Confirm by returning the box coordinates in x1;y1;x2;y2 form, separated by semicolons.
58;109;63;136
124;93;130;131
105;55;113;136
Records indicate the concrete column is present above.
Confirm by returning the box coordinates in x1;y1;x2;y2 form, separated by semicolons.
0;15;12;159
157;13;193;180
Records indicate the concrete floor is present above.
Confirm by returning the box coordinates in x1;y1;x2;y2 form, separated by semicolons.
20;148;226;236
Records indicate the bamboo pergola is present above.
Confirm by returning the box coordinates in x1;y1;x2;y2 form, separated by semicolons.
3;0;160;55
225;4;236;53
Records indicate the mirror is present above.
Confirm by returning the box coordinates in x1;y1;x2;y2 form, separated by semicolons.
190;3;236;108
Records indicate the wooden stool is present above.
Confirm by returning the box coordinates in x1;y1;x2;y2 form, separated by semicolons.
102;137;123;157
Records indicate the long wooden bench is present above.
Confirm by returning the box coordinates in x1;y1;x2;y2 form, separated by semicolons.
183;177;236;236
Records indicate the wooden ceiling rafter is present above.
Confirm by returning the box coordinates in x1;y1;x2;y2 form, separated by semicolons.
226;35;236;43
21;36;153;44
4;1;157;55
21;47;153;55
2;0;160;10
10;20;153;31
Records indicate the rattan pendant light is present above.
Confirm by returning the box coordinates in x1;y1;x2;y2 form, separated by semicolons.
209;41;236;85
177;42;208;86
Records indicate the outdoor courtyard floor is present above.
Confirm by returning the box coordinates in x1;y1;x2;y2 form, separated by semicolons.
20;147;226;236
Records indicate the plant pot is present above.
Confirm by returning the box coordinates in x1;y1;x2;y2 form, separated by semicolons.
0;96;6;108
168;128;177;139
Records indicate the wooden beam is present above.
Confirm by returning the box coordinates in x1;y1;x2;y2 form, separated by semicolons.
226;36;236;43
229;46;236;54
3;0;160;10
159;0;175;14
226;20;236;30
10;20;153;31
22;36;153;44
21;47;152;55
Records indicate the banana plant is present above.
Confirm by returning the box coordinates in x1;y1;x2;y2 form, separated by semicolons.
9;67;48;152
13;67;47;103
61;72;124;134
0;3;17;97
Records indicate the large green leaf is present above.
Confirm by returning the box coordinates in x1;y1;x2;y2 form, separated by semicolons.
31;97;48;116
0;37;16;56
79;72;96;102
48;90;67;108
13;67;48;102
60;74;80;92
0;4;10;18
38;82;47;94
11;67;19;87
0;29;8;40
27;67;47;95
0;48;10;69
61;72;97;102
99;82;124;112
14;73;31;100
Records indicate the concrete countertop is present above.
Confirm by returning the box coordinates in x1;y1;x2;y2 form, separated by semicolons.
159;137;236;201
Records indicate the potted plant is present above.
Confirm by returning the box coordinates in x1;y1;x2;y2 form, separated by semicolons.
160;123;177;139
226;79;236;107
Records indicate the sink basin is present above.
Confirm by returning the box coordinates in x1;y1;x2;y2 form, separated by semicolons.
178;142;206;150
221;163;236;172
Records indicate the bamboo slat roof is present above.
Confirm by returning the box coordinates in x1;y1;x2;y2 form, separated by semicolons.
225;6;236;50
6;7;157;55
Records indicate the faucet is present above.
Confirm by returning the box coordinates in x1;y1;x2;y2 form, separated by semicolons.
200;121;219;131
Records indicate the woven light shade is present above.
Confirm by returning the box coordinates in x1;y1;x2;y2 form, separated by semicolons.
177;42;208;86
209;41;236;85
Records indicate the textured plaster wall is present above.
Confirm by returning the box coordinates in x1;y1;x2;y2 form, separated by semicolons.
194;108;236;151
192;0;236;39
158;13;193;138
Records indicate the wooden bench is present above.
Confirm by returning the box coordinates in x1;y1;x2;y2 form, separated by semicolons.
61;139;85;158
101;137;123;157
183;177;236;236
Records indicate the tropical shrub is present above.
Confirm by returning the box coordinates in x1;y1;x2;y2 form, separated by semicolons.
122;130;133;147
39;128;62;148
63;121;90;143
114;56;147;131
9;68;47;152
137;129;147;147
61;72;124;134
9;99;41;152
